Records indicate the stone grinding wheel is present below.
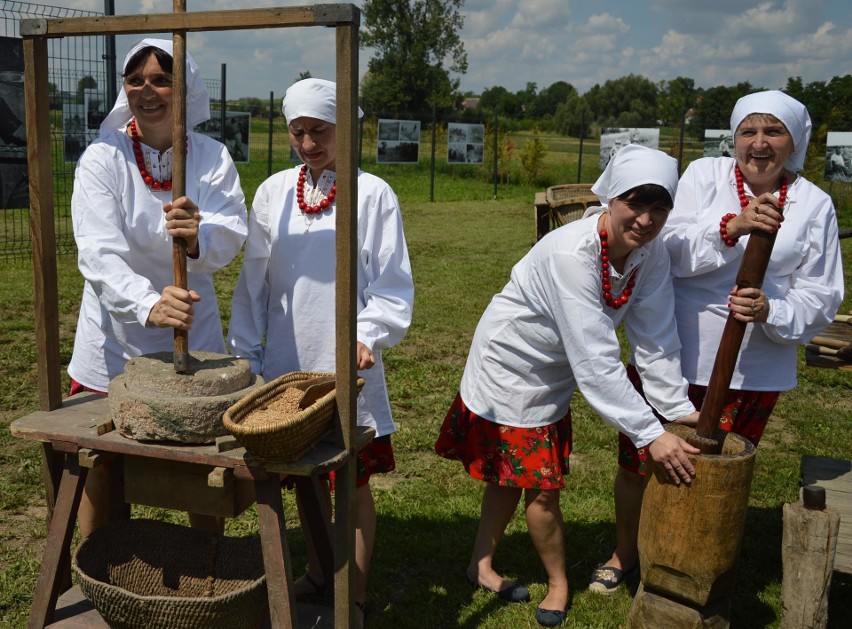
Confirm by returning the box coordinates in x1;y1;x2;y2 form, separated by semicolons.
108;352;265;443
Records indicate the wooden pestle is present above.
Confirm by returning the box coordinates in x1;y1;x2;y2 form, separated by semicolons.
688;222;782;453
172;0;189;373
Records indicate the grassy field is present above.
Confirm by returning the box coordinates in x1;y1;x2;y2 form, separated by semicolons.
1;138;851;627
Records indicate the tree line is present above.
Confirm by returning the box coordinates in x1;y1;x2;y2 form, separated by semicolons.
464;74;852;141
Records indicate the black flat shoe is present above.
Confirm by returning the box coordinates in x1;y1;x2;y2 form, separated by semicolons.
588;562;638;596
465;572;531;603
535;604;570;627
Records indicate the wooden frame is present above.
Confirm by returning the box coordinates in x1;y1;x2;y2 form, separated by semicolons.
22;4;361;628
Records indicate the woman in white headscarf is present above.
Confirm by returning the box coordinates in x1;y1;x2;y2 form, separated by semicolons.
67;39;247;535
228;78;414;624
434;145;700;627
595;90;844;596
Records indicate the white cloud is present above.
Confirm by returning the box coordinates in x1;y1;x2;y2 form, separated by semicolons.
8;0;851;98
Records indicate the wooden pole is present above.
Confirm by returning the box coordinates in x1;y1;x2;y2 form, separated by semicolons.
172;0;190;373
780;486;840;629
334;17;359;629
689;226;780;453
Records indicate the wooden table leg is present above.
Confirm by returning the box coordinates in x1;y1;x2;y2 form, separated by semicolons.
254;474;296;629
40;443;72;596
28;449;87;629
334;457;357;629
293;475;334;585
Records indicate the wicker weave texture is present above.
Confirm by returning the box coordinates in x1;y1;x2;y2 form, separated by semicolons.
72;519;267;629
545;183;594;206
223;371;361;461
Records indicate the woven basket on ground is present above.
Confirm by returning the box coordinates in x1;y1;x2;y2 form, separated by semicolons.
223;371;364;462
545;183;598;225
72;519;267;629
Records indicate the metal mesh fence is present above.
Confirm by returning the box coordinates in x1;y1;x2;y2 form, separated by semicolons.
2;0;105;259
0;2;230;261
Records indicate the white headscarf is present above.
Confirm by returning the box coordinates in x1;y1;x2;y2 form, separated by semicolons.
591;144;679;206
98;38;210;138
282;78;363;125
730;90;811;172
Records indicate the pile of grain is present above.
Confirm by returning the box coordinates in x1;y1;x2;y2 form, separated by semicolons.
241;387;304;427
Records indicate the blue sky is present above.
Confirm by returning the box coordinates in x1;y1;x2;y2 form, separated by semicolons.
27;0;852;99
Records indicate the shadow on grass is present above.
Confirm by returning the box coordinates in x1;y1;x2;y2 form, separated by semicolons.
353;504;851;628
362;510;624;628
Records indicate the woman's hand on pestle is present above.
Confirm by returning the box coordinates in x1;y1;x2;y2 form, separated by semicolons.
146;285;201;330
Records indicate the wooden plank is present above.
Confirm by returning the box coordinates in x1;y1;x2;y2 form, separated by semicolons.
800;456;852;574
805;320;852;370
12;397;374;475
23;36;61;411
335;21;359;629
19;5;358;38
47;586;106;628
123;456;252;518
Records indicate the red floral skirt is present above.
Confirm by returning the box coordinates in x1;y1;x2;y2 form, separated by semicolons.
618;365;779;475
435;393;572;490
327;435;395;489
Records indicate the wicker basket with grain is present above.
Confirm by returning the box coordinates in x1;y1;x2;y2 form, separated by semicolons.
545;183;598;226
222;371;363;461
72;519;267;629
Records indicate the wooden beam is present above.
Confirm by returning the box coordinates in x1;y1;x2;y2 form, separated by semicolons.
334;18;359;629
23;36;62;411
19;4;358;38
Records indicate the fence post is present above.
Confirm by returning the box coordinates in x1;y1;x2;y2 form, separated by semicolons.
430;102;436;203
267;91;274;177
678;107;687;175
493;108;498;199
103;1;116;106
219;63;226;144
577;109;585;183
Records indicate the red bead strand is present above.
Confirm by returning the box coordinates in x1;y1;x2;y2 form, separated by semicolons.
129;118;172;192
599;230;638;309
296;165;336;215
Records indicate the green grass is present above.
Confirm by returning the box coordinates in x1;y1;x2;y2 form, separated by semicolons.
1;143;851;627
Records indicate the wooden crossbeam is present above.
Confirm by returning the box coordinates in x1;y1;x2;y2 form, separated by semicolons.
19;5;359;37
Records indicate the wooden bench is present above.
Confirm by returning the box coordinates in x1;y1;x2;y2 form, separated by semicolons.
800;455;852;574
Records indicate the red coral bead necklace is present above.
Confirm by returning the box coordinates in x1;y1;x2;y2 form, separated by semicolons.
129;118;173;192
296;165;336;215
599;230;638;309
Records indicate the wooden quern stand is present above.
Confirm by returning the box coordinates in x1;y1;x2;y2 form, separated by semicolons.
628;202;782;628
18;4;365;628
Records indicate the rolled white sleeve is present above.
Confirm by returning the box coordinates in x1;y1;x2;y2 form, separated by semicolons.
762;210;844;344
356;186;414;352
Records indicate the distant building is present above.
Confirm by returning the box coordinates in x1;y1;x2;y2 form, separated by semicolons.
461;97;480;109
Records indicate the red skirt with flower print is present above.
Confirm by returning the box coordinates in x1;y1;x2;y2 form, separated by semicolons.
435;393;572;490
618;364;779;475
